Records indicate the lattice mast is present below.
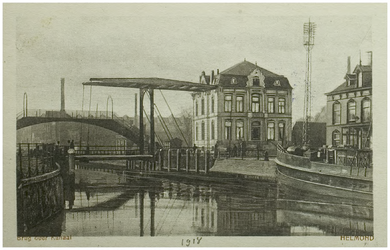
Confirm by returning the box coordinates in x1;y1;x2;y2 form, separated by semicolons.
302;20;316;146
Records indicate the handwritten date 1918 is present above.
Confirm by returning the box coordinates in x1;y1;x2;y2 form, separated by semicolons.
181;237;202;247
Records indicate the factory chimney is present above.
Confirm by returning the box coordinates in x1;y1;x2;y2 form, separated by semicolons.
61;78;65;111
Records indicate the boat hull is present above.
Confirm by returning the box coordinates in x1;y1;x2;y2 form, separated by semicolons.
275;151;373;204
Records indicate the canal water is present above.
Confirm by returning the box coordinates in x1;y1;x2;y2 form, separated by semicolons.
27;164;373;237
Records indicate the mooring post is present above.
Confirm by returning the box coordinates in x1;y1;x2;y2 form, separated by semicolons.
205;150;210;174
68;148;75;172
176;149;180;171
167;149;171;172
195;149;199;173
158;149;162;171
185;149;190;172
27;144;31;177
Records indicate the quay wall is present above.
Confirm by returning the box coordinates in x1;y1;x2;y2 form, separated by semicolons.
17;165;64;236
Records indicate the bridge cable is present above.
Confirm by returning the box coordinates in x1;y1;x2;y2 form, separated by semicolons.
143;92;169;147
155;111;173;144
153;103;174;142
145;91;174;143
143;107;163;147
159;90;190;147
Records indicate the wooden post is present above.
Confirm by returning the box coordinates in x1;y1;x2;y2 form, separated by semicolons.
195;149;199;173
167;149;171;172
149;89;155;156
205;150;209;174
176;149;180;171
158;149;162;171
68;148;75;173
139;89;145;155
185;149;190;172
27;144;31;177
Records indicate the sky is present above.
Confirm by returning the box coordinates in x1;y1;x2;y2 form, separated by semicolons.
13;4;373;122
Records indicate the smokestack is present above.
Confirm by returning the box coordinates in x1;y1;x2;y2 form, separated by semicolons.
347;56;351;74
60;78;65;111
135;93;138;126
217;69;219;75
367;51;372;66
210;70;214;85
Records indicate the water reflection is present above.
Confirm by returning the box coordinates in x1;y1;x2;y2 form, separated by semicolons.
27;169;373;237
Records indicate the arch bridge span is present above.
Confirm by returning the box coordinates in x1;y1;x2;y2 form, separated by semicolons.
16;109;142;144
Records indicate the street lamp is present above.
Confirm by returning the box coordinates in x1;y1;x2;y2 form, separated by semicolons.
106;95;114;119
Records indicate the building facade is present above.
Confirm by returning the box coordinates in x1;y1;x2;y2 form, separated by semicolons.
192;60;293;151
325;57;372;149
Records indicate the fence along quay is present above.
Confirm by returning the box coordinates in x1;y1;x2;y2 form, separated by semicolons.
16;143;75;236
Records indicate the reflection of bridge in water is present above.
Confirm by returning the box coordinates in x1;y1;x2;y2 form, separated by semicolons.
30;170;372;237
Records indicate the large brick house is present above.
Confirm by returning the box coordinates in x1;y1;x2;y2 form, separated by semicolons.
192;60;293;152
325;57;372;149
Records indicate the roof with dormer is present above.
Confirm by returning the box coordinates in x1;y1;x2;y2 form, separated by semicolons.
326;64;372;95
217;60;292;89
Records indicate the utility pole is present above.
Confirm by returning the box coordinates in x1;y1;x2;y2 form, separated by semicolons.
302;19;316;146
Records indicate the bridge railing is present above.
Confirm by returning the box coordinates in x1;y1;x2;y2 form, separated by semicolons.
16;143;67;180
16;109;135;126
74;145;140;155
156;148;214;173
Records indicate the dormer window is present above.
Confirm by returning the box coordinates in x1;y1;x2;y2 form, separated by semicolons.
253;77;260;87
274;80;281;86
358;72;363;87
231;77;237;84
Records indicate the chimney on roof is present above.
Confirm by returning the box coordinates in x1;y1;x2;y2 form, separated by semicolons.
347;56;351;74
211;70;214;84
367;51;372;66
60;78;65;112
217;69;219;75
134;93;138;126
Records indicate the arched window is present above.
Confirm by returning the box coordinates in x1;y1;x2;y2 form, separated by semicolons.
332;130;340;146
278;98;286;114
278;123;285;141
253;77;260;87
347;99;356;123
211;96;215;113
267;122;275;140
251;121;261;140
268;97;275;113
211;120;215;140
195;123;199;141
201;98;205;115
236;96;244;112
201;121;205;140
224;120;232;140
224;94;232;112
361;98;371;122
252;94;260;112
333;101;341;124
236;120;244;140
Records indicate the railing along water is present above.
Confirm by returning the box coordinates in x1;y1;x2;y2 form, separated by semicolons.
17;143;69;235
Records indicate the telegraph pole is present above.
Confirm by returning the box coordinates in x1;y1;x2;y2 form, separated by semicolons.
302;19;316;146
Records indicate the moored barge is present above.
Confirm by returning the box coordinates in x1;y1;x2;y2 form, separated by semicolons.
275;148;373;203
